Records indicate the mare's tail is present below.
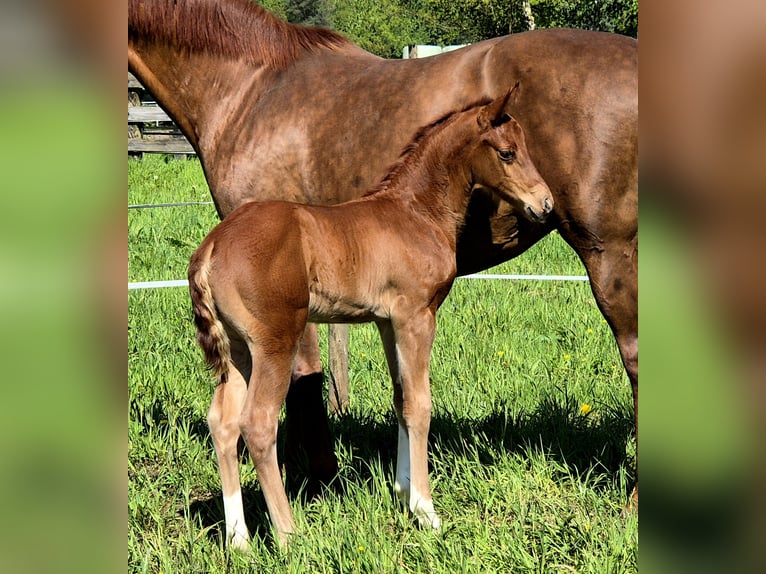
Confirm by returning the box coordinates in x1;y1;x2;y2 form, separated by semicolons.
188;239;231;383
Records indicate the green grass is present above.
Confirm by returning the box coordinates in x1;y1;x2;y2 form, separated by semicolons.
129;155;636;572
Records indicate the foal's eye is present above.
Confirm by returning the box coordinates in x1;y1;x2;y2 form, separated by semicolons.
498;149;516;162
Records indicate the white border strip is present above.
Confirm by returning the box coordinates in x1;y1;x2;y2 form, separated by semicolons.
128;274;588;290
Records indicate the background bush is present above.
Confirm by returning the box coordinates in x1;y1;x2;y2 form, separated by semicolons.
261;0;638;58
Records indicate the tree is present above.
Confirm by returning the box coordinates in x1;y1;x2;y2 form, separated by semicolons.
412;0;517;45
284;0;333;26
530;0;637;37
521;0;536;31
256;0;638;59
258;0;289;20
328;0;425;58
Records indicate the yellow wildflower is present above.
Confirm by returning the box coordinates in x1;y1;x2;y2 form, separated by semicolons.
580;403;592;415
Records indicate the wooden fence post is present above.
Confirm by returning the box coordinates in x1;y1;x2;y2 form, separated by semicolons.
328;325;350;414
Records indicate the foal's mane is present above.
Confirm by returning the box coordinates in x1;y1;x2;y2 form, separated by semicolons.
364;97;495;198
128;0;351;69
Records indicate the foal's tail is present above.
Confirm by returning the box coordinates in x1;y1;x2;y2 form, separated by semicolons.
188;240;231;384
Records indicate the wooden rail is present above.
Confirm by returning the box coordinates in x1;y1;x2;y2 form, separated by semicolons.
128;73;195;156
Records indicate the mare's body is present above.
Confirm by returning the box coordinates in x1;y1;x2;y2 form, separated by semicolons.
188;95;553;547
130;0;637;499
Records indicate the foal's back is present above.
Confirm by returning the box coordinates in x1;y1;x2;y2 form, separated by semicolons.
203;195;453;327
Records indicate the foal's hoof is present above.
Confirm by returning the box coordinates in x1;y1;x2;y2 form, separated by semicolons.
415;508;442;531
395;483;442;530
228;533;250;552
412;497;442;531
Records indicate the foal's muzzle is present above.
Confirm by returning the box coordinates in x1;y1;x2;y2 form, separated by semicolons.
525;194;554;223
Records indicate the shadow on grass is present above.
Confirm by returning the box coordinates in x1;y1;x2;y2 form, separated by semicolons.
185;483;279;550
332;391;634;492
185;390;634;546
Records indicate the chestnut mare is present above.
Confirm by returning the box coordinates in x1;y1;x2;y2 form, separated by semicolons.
188;92;553;547
129;0;637;507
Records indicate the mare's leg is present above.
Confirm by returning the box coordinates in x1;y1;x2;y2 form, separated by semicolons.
240;342;299;546
284;324;338;493
207;345;250;550
562;216;638;502
377;314;441;529
328;324;350;414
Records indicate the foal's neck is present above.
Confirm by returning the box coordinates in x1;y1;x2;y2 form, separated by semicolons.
371;116;476;237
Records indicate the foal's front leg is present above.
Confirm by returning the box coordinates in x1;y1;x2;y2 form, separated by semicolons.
378;313;441;530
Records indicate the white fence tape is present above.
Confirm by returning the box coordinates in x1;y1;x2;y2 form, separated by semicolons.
129;280;189;290
461;273;587;281
129;202;589;290
128;274;588;290
129;201;214;209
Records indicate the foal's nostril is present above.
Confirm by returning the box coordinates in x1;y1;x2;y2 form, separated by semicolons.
544;197;552;213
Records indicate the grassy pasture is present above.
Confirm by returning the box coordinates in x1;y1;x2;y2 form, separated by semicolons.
128;155;636;572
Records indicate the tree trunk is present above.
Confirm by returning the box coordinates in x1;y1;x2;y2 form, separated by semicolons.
521;0;536;31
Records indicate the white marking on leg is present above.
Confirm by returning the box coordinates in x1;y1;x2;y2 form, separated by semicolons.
393;424;410;504
223;491;250;550
409;484;442;530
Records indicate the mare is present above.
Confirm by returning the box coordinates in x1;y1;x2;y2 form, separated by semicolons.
188;92;554;548
129;0;637;503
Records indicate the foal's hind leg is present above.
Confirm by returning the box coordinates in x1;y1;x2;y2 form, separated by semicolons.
241;339;302;546
207;346;250;550
377;314;441;530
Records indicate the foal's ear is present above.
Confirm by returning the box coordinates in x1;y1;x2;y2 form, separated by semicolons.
478;83;519;130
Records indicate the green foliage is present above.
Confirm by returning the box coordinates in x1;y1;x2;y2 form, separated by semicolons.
258;0;289;20
531;0;638;37
258;0;637;58
328;0;426;58
284;0;333;26
410;0;514;45
128;156;636;572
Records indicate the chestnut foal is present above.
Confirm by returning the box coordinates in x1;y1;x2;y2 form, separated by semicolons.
188;90;553;548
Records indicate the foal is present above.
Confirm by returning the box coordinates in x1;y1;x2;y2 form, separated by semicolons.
188;90;553;549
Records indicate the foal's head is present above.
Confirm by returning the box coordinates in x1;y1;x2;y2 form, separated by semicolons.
471;87;554;223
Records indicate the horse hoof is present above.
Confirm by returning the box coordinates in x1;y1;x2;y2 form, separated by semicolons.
228;533;250;552
416;509;442;531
